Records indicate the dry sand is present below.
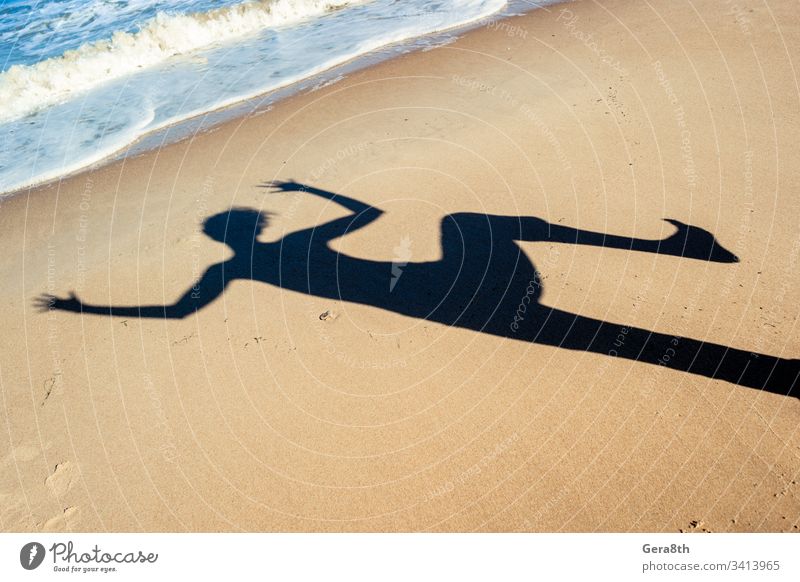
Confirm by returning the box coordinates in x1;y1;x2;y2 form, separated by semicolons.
1;0;798;532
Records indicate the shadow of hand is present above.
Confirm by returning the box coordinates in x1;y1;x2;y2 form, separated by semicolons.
32;292;81;313
261;179;306;193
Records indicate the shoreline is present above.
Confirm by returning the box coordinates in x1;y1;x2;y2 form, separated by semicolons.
1;0;798;533
0;0;542;199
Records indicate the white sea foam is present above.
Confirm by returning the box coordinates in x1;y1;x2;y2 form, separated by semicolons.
1;0;518;194
0;0;361;122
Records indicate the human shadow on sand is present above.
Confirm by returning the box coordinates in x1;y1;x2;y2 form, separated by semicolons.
36;180;798;397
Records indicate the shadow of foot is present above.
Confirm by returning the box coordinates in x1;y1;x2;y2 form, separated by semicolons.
662;219;739;263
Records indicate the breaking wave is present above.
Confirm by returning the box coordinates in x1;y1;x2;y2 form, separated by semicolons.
0;0;361;122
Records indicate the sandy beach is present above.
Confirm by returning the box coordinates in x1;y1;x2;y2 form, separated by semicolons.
1;0;798;532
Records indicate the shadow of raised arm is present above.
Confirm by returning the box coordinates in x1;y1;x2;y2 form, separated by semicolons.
262;180;379;215
261;180;383;244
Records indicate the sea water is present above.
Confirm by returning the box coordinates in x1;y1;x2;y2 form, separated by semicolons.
0;0;521;194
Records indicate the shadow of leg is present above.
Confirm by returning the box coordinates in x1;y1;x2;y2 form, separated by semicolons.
526;307;799;397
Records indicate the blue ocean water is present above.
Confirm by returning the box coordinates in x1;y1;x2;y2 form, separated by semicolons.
0;0;512;194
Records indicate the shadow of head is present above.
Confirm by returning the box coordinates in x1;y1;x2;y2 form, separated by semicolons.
202;207;272;247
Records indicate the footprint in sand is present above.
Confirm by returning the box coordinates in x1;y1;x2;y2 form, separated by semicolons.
41;462;81;532
42;506;80;532
318;309;340;321
42;373;64;406
45;461;76;498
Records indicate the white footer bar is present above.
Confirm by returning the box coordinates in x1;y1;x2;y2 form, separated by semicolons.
1;534;796;581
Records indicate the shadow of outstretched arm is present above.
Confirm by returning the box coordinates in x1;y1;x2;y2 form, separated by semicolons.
34;262;229;319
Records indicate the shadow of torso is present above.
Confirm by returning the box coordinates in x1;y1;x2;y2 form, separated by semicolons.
263;212;541;340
